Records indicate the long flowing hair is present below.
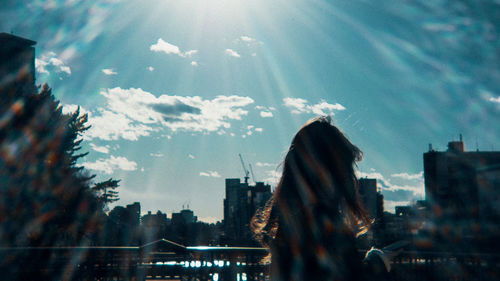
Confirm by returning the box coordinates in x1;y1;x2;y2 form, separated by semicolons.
251;116;370;280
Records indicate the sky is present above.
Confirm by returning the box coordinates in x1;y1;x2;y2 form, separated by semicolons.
2;0;499;223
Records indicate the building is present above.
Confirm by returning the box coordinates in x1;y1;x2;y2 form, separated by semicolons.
423;137;500;240
358;178;378;219
223;178;271;244
0;33;36;91
107;202;142;245
171;209;197;225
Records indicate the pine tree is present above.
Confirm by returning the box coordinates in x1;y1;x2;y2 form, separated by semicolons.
0;84;104;247
91;178;121;211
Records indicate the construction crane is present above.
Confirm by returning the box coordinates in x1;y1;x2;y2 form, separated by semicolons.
249;163;257;184
239;154;250;184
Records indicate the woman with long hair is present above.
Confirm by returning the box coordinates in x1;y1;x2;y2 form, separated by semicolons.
252;116;383;281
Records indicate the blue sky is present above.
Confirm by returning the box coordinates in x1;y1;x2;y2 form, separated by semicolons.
2;0;499;222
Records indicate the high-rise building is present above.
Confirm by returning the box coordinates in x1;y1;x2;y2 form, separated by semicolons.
358;178;378;219
424;137;500;237
0;33;36;89
223;178;271;244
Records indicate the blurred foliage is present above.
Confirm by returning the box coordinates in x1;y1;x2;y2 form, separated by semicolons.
0;80;108;247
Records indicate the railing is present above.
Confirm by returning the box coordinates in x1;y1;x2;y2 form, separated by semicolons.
1;241;500;281
0;240;270;281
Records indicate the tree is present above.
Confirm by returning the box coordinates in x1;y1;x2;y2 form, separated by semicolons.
0;84;103;246
91;178;121;211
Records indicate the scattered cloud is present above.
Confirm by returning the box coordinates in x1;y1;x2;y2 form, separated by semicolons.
260;111;273;118
61;104;88;115
35;52;71;75
184;50;198;57
240;36;256;43
225;49;241;58
489;96;500;104
102;68;118;75
357;170;424;197
84;87;254;141
150;152;164;157
81;155;137;174
238;36;263;45
256;162;274;167
191;61;198;66
200;171;221;178
283;98;345;115
148;66;154;72
89;143;110;154
391;171;424;180
188;154;195;159
150;38;197;58
244;124;263;136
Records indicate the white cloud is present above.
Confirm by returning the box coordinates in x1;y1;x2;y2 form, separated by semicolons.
61;104;88;116
391;171;423;180
89;143;110;154
255;128;263;132
262;170;281;186
188;154;195;159
184;50;198;57
148;66;155;72
256;162;274;167
150;38;198;58
384;200;411;213
240;36;256;43
238;36;263;45
84;87;254;141
35;58;49;74
102;68;118;75
260;111;273;118
191;61;198;66
357;171;425;197
150;152;164;157
200;171;221;178
283;98;345;115
85;108;156;141
81;155;137;174
35;52;71;75
489;96;500;104
225;49;241;58
59;66;71;75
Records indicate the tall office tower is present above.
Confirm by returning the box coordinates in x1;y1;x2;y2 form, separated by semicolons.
223;178;271;244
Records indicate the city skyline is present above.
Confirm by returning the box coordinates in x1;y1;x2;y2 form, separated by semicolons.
1;0;499;222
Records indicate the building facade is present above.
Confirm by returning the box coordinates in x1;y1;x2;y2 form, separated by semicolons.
223;178;271;244
423;138;500;240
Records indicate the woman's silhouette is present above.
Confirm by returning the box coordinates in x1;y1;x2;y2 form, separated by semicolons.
252;116;381;281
